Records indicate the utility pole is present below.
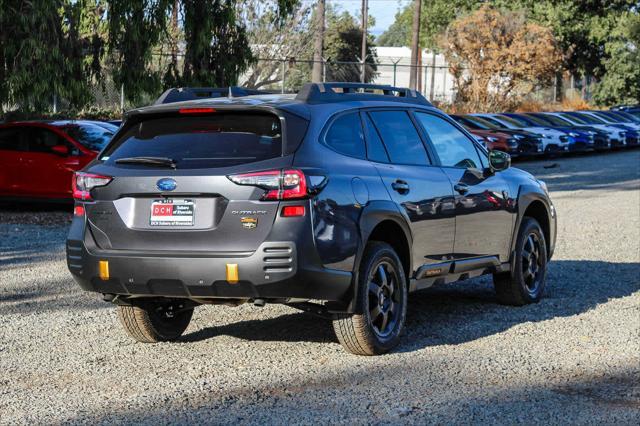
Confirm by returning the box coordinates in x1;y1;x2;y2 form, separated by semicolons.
360;0;368;83
409;0;422;90
312;0;325;83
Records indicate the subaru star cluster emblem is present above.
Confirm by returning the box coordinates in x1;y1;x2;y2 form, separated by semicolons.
156;178;177;192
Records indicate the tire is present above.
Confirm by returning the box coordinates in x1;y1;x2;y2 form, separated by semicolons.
117;299;194;343
333;242;408;355
493;217;548;306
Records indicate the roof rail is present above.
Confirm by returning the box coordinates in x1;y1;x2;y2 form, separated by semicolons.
295;82;432;106
154;86;274;105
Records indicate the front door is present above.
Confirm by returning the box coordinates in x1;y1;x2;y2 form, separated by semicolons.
363;110;456;270
413;111;514;263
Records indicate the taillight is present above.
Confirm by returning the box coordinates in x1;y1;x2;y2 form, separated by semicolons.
227;169;308;200
72;172;112;200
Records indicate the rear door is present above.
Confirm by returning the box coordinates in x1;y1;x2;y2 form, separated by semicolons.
413;111;514;263
85;110;298;254
22;127;83;198
0;127;28;196
363;109;456;270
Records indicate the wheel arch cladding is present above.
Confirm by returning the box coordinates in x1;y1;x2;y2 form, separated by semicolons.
366;220;411;284
522;200;551;258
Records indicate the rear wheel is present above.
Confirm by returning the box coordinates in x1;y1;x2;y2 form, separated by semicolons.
333;242;407;355
493;217;548;305
117;299;194;343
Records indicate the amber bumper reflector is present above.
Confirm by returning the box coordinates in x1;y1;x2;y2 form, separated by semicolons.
99;261;109;280
226;264;239;284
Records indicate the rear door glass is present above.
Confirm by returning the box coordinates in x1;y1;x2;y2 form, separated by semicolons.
102;112;283;169
0;128;26;151
367;111;429;166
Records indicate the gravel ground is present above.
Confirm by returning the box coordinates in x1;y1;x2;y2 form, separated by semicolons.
1;150;639;425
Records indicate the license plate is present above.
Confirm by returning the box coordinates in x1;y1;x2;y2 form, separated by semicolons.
150;199;194;226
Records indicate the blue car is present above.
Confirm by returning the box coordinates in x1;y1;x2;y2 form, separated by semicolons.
501;113;594;152
525;112;611;151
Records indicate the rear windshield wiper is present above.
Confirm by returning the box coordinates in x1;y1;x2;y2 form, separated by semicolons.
115;156;177;169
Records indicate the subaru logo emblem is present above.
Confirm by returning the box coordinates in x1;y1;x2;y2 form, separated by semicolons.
157;178;177;192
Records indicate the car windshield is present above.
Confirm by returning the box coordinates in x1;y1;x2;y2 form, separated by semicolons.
601;111;632;123
516;114;548;126
101;112;283;169
452;115;490;130
571;112;605;125
467;115;508;130
559;113;588;125
492;115;526;128
535;114;572;127
615;111;640;123
63;123;114;151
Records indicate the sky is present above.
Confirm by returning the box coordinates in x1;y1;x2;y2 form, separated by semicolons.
319;0;412;36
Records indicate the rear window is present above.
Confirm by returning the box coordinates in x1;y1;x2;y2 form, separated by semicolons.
101;112;283;169
64;123;114;151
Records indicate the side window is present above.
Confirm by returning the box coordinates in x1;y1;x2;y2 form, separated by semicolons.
414;112;484;169
26;128;68;153
368;111;429;166
324;112;366;159
0;128;26;151
362;113;389;163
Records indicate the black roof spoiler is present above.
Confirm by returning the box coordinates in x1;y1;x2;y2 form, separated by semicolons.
154;87;275;105
295;82;432;106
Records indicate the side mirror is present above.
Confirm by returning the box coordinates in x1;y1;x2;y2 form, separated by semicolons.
489;150;510;172
51;145;69;156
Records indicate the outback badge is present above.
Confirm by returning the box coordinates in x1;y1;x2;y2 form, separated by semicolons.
240;217;258;230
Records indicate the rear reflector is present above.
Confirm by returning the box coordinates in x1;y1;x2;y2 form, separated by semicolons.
282;205;305;217
74;205;85;216
226;264;239;284
179;107;216;114
99;261;109;280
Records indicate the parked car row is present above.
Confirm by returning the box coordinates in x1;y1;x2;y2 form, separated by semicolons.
0;104;638;203
452;107;640;157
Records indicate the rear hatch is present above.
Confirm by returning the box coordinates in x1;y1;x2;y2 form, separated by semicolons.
81;108;307;254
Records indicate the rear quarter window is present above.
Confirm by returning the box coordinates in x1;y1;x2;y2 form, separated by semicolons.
101;112;284;169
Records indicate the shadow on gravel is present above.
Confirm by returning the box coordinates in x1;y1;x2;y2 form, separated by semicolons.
66;367;639;424
182;260;639;348
0;278;107;315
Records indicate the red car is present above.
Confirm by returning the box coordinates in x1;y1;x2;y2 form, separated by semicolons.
0;120;117;201
465;128;516;153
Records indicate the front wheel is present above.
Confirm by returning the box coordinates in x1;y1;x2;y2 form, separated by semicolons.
117;299;194;343
493;217;548;305
333;242;408;355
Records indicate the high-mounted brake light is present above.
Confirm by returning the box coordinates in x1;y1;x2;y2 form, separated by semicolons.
178;107;216;114
228;169;308;200
72;172;112;201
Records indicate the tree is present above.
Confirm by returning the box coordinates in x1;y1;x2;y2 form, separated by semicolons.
323;11;378;83
440;5;562;110
0;0;100;113
107;0;170;103
408;0;421;89
592;12;640;105
240;1;315;89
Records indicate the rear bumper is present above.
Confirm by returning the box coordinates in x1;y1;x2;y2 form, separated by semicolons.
66;213;353;305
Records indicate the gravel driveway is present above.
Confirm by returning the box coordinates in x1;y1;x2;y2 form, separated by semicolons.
1;150;639;425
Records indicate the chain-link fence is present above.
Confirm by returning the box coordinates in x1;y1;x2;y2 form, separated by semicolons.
12;55;596;116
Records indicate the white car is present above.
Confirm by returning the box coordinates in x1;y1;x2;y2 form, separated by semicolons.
544;112;628;147
471;113;570;154
580;111;640;132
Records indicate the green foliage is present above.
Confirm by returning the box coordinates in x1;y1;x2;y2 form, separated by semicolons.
592;12;640;105
323;11;378;82
107;0;170;102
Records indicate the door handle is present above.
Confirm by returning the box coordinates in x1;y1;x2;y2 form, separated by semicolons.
391;180;410;193
454;183;469;195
